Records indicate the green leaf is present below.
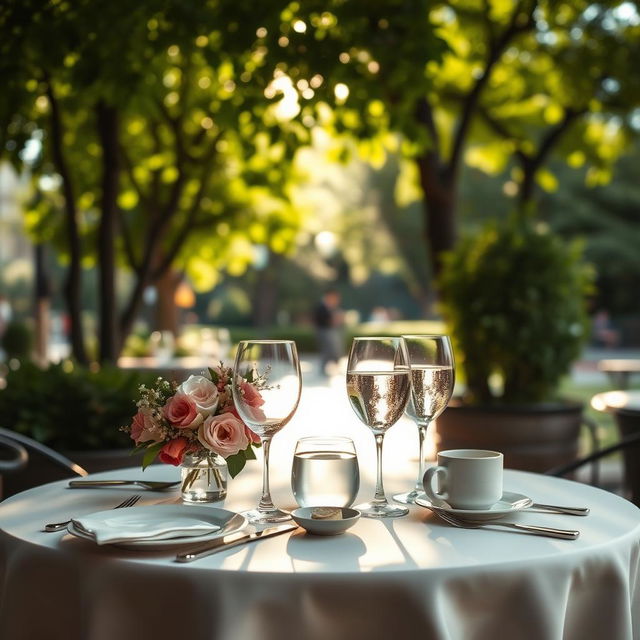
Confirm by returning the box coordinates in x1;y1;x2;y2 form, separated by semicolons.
225;451;247;478
208;367;219;384
142;442;164;470
244;444;257;460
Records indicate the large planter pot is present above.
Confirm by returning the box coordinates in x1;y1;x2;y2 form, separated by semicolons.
2;448;150;499
434;400;584;474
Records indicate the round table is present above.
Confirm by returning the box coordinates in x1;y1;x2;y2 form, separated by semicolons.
1;461;639;640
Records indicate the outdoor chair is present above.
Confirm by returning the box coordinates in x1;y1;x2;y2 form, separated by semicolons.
547;429;640;507
0;427;88;500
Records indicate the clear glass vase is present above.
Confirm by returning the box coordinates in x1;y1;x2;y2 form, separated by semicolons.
180;452;228;503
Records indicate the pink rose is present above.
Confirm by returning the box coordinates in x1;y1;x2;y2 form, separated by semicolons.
222;400;261;444
130;408;162;444
163;392;203;429
240;381;265;408
244;425;261;444
179;375;219;416
198;412;249;457
158;437;189;466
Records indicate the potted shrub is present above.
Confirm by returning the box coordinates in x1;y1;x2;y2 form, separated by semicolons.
0;361;157;494
435;215;594;472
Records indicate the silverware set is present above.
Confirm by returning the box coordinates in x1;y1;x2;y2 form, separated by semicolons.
432;510;580;540
46;478;590;548
415;499;588;540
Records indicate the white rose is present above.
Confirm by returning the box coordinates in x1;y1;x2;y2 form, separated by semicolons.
179;375;219;416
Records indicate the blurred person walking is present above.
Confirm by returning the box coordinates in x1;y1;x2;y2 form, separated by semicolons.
313;289;344;376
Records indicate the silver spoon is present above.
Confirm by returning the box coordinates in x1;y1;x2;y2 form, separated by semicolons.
44;494;141;532
68;479;180;491
432;509;579;540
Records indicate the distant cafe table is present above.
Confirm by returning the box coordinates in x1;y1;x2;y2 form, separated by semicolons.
591;390;640;505
598;359;640;389
1;456;639;640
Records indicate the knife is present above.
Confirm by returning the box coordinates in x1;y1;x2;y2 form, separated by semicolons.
175;523;298;563
530;503;590;516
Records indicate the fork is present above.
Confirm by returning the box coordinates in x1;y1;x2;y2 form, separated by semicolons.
432;509;580;540
43;494;142;532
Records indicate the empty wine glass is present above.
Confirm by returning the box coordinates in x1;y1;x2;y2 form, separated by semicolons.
346;336;411;518
232;340;302;524
393;334;455;505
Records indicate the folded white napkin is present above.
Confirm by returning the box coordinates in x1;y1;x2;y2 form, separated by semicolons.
72;513;220;545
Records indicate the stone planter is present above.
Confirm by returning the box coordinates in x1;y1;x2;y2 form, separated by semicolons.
434;400;584;474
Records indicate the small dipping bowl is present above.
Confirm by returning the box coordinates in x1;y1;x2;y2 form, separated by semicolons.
291;507;361;536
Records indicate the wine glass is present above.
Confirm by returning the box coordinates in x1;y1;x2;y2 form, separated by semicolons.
232;340;302;524
346;336;411;518
393;335;455;505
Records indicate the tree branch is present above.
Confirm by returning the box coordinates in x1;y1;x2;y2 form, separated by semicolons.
448;0;537;177
530;107;583;170
518;107;584;204
415;96;441;159
478;105;521;141
151;138;220;279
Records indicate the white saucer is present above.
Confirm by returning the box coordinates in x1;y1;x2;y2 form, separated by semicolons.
416;491;533;522
67;505;247;551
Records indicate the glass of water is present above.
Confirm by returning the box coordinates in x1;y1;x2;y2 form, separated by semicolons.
291;436;360;508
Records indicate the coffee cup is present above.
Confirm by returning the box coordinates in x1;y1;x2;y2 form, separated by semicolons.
423;449;503;509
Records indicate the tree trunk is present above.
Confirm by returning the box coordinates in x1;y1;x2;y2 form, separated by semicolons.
96;102;120;364
252;252;282;327
415;154;458;279
154;267;181;335
45;80;87;364
33;243;51;365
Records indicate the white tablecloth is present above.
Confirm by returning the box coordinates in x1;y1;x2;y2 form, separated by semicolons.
1;452;639;640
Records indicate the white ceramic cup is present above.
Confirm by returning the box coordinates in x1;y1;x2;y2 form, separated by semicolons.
423;449;504;509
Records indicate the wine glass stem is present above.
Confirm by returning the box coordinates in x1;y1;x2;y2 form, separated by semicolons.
414;422;430;492
373;433;387;504
258;436;275;512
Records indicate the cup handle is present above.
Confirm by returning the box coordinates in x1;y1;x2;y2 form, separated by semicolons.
423;466;448;502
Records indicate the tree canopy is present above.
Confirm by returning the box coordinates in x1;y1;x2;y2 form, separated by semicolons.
0;0;310;361
258;0;640;277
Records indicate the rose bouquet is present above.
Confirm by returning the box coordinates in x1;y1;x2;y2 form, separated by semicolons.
123;364;262;493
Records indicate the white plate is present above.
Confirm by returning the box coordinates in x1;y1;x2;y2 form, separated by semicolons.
416;491;533;522
67;505;247;550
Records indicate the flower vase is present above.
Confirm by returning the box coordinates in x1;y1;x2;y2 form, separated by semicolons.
180;452;228;503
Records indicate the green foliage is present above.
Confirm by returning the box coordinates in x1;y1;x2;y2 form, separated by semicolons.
542;150;640;315
0;362;157;451
439;216;594;405
1;321;33;359
227;325;317;353
0;0;312;359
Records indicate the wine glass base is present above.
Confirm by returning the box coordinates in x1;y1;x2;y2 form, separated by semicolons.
393;490;427;505
243;507;291;525
355;501;409;518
